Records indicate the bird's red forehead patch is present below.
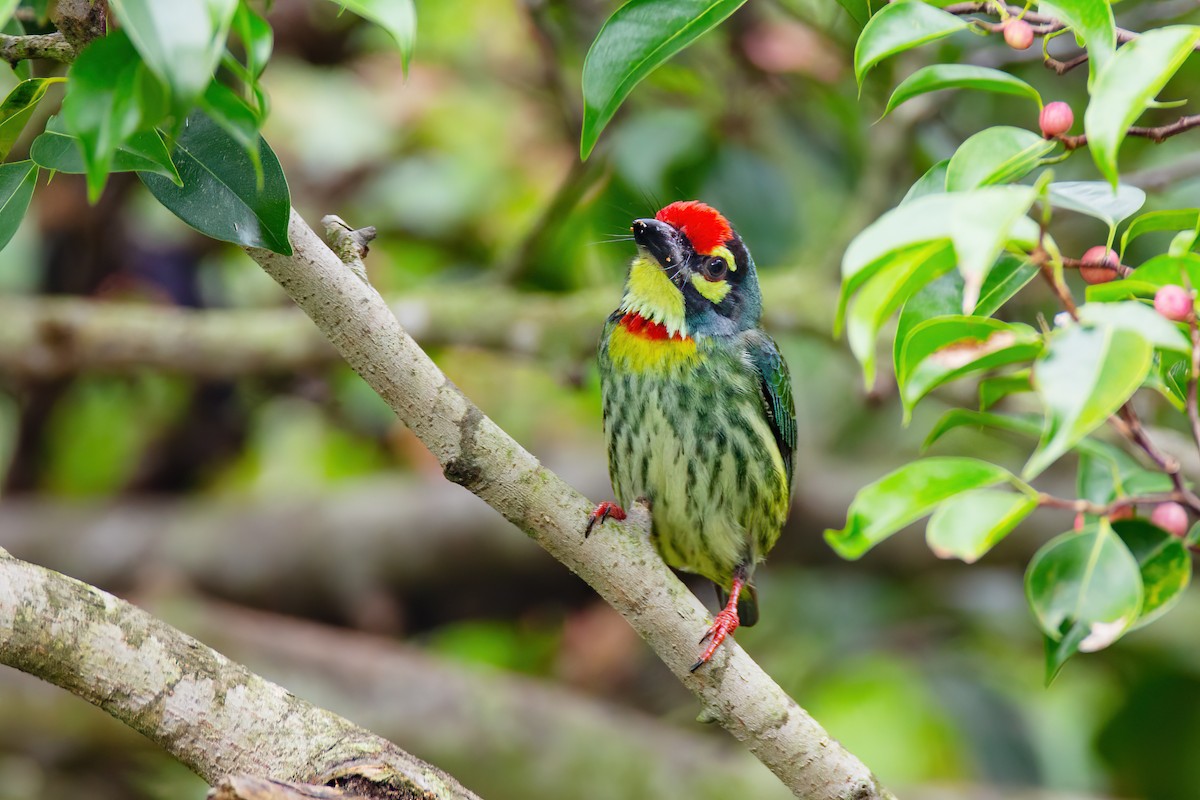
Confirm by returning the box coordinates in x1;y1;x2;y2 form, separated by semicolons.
655;201;732;255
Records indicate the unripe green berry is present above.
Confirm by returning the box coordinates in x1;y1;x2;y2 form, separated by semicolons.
1040;101;1074;138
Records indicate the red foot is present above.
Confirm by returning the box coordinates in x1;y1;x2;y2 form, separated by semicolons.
690;608;740;672
585;501;626;537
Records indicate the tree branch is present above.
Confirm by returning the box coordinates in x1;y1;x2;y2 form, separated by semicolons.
0;548;481;800
1057;115;1200;151
0;275;833;379
242;209;895;800
0;31;76;64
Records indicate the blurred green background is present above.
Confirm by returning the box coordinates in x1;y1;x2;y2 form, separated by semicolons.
3;1;1200;799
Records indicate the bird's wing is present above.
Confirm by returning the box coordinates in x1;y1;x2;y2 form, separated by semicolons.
745;331;797;487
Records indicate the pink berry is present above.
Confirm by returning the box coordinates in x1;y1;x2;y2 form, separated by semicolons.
1003;19;1034;50
1040;101;1074;138
1150;502;1190;538
1154;284;1193;322
1079;246;1118;285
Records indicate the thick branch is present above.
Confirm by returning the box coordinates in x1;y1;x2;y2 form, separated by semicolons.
243;210;894;800
0;548;481;800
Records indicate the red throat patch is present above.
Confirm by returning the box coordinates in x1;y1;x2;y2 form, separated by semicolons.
655;201;732;255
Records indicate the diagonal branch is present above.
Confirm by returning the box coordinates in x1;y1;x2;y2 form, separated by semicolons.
243;210;895;800
0;548;481;800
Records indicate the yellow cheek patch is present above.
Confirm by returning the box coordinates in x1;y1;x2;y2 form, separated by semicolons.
621;254;686;335
608;323;698;372
690;273;731;304
709;245;735;271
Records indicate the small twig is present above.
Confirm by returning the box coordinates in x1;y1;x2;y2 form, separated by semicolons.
321;215;376;285
1031;236;1079;320
1061;255;1134;279
1056;115;1200;151
1044;52;1089;75
1037;491;1184;516
0;31;76;65
209;776;365;800
1186;307;1200;461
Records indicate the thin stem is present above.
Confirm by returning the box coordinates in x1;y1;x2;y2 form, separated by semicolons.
1186;309;1200;460
1038;491;1186;516
1057;115;1200;151
1031;236;1079;320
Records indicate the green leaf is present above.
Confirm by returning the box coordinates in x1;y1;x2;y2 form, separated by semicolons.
1025;324;1153;478
979;371;1032;410
1120;209;1200;259
901;159;948;205
0;0;17;28
884;65;1041;117
1026;520;1142;655
332;0;416;71
825;457;1025;560
833;0;873;28
840;186;1038;321
1047;180;1146;229
925;408;1120;467
1084;25;1200;187
138;111;291;254
1124;253;1200;290
945;126;1057;192
1113;519;1191;629
232;0;273;80
111;0;238;110
1039;0;1116;82
976;256;1039;317
0;77;62;160
846;241;956;388
61;31;152;202
897;316;1042;421
927;488;1037;563
0;159;37;252
854;0;967;85
580;0;744;159
29;116;180;183
1076;301;1190;353
199;79;263;181
1045;620;1089;685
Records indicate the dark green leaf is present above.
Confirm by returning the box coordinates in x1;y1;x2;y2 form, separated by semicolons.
884;65;1040;117
833;0;872;28
0;0;17;28
946;126;1056;192
1025;324;1153;478
580;0;745;159
111;0;238;109
0;77;62;160
976;256;1039;317
332;0;416;70
29;116;179;183
926;488;1037;563
1084;26;1200;187
61;31;150;202
200;79;263;181
1113;519;1191;629
0;159;36;252
1026;520;1142;653
825;457;1026;560
1045;620;1089;685
854;0;967;85
138;111;291;254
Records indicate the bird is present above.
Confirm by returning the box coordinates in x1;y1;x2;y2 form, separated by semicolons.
587;200;797;672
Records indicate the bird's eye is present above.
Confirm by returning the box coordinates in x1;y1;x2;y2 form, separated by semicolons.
702;256;728;281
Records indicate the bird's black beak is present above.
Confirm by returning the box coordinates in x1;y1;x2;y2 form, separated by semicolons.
632;218;687;280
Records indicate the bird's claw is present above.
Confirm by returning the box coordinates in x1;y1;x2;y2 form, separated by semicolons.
585;501;626;537
690;608;739;672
